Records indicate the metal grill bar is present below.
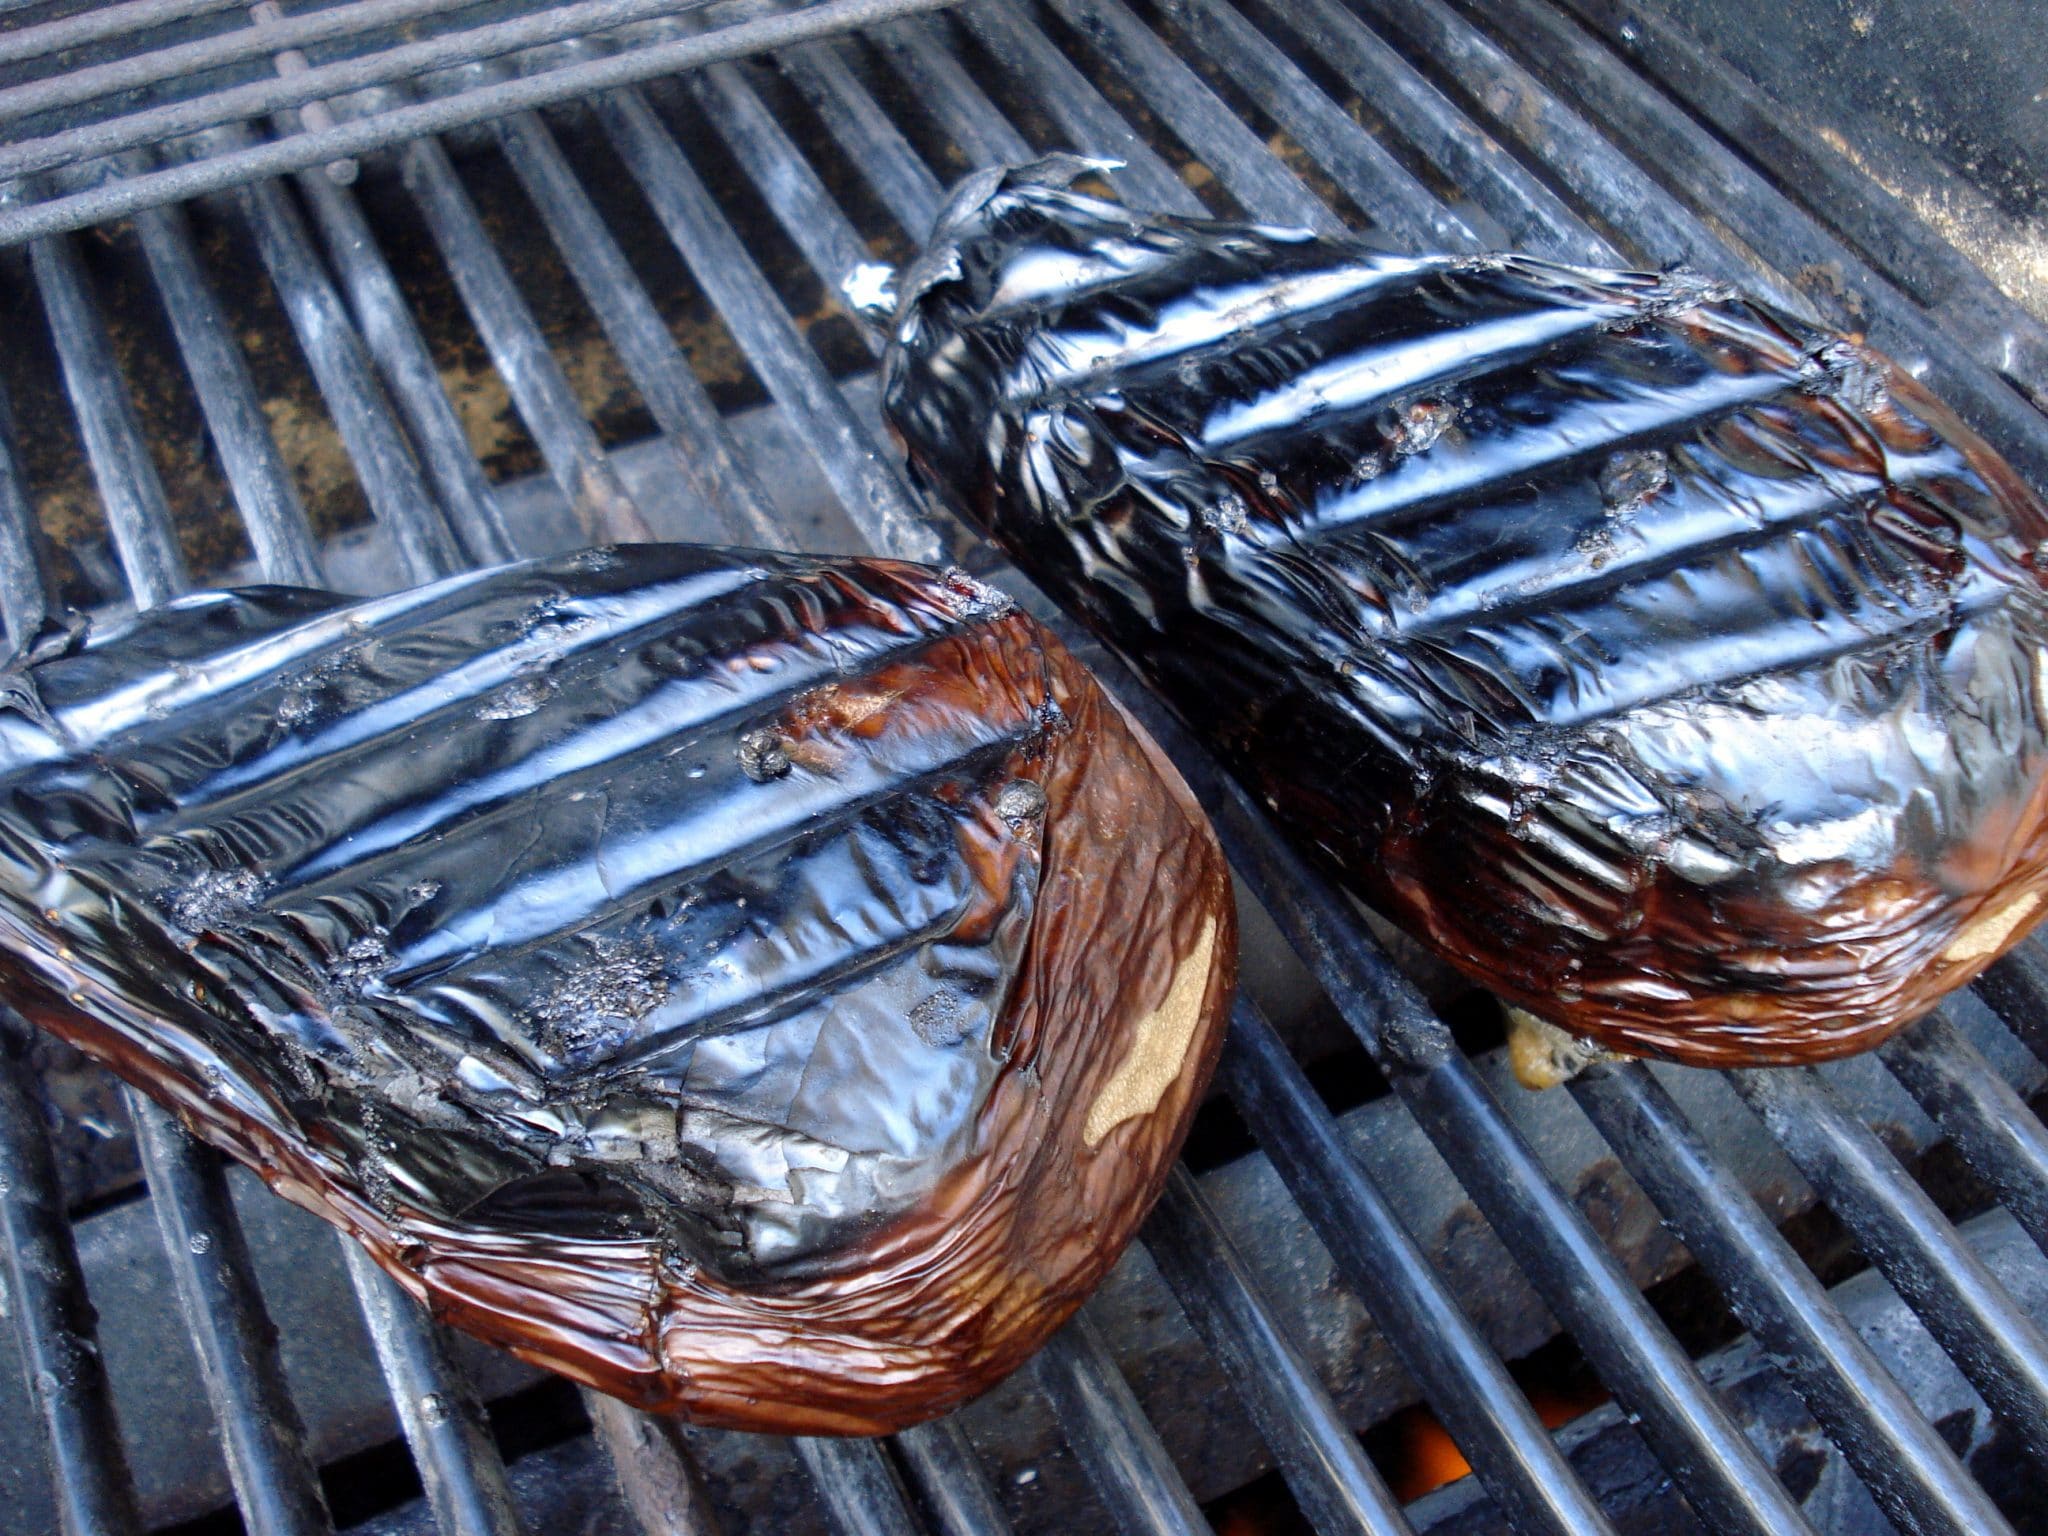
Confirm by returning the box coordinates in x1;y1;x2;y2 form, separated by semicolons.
1219;1000;1615;1536
130;190;328;588
776;39;946;235
492;103;783;543
0;1013;142;1536
1883;1009;2048;1261
0;0;248;68
0;0;959;248
1472;0;2048;429
229;161;467;583
1042;0;1338;233
0;379;52;647
129;1096;338;1536
1248;0;1607;261
581;1389;729;1536
1145;1162;1413;1536
1363;0;2048;488
25;224;189;605
1981;944;2048;1069
1150;0;1469;247
1569;1060;2015;1536
339;1244;527;1536
869;16;1033;173
683;55;888;347
290;157;520;573
1728;1066;2048;1461
0;0;568;128
891;1419;1015;1536
0;0;735;182
1545;0;2048;409
593;81;942;559
1337;0;1807;308
5;194;541;1536
953;1;1198;214
1136;667;1813;1530
396;125;653;544
32;245;339;1516
793;1434;927;1536
1033;1315;1210;1536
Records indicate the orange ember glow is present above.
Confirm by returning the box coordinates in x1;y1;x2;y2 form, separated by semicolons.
1386;1378;1612;1504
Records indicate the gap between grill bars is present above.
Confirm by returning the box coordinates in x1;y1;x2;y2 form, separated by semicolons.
0;0;2046;1532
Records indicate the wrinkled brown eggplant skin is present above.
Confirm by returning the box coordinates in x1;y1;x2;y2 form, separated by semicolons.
0;548;1234;1433
882;164;2048;1068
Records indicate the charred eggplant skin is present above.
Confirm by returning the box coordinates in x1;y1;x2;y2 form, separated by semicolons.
0;544;1234;1433
883;160;2048;1068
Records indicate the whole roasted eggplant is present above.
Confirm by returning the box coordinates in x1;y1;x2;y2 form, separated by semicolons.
883;160;2048;1069
0;544;1234;1432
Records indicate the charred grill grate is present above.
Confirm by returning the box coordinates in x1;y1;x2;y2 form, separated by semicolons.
0;0;2046;1532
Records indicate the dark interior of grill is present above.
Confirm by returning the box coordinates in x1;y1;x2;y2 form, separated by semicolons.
2;0;2048;1531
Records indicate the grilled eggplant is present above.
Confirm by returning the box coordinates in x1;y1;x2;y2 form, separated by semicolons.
883;160;2048;1068
0;544;1234;1432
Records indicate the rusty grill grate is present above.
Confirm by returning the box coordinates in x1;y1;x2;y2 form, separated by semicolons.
1;0;2048;1532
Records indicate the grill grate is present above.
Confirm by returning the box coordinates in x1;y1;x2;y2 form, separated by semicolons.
0;0;2046;1531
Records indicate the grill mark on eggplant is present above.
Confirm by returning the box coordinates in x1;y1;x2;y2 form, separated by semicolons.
121;566;949;842
885;163;2048;1067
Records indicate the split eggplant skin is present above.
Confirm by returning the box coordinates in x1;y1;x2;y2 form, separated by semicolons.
882;162;2048;1068
0;544;1235;1433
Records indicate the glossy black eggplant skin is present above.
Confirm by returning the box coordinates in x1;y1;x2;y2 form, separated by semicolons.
883;162;2048;1067
0;544;1235;1431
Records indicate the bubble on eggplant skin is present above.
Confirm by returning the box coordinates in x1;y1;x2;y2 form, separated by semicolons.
404;880;442;907
1802;340;1891;416
1599;448;1671;517
187;1231;213;1256
938;567;1017;622
737;728;792;783
909;990;970;1048
1201;491;1251;536
478;673;557;721
1637;267;1736;319
1346;452;1386;487
166;869;269;934
522;597;593;640
994;779;1049;827
328;932;393;996
1391;397;1460;458
275;688;320;728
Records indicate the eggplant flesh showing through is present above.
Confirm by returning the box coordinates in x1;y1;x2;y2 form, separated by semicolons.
0;544;1235;1432
883;161;2048;1068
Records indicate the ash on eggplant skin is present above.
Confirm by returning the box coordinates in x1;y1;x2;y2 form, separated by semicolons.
883;160;2048;1069
0;544;1235;1433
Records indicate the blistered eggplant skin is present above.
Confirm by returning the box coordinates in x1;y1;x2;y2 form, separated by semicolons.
882;163;2048;1068
0;544;1234;1433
